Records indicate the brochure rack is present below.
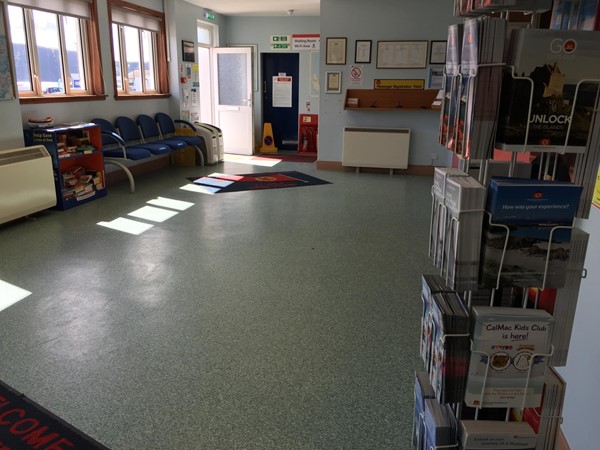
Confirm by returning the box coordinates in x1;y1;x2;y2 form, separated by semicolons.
415;7;599;450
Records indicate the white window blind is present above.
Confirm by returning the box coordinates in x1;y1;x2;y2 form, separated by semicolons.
111;6;161;32
7;0;91;19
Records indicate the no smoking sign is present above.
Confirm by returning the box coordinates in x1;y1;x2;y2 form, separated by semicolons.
350;65;363;85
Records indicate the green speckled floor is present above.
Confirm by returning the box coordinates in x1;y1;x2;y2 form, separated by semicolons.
0;159;434;450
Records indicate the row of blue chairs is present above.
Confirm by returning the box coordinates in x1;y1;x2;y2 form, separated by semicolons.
92;113;207;192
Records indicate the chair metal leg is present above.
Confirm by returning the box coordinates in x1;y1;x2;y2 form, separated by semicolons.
104;158;135;193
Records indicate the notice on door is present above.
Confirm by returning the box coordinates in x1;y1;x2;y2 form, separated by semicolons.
273;76;292;108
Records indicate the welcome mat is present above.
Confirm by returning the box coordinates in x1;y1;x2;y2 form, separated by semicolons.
0;380;109;449
186;171;331;194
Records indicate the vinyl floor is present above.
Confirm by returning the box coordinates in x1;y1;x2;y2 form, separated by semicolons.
0;158;435;450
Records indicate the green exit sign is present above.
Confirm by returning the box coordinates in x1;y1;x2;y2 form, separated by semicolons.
273;44;290;49
205;12;215;21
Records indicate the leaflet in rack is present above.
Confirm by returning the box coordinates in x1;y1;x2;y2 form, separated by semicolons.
479;177;583;289
439;23;464;149
459;420;537;450
495;28;600;153
465;306;553;408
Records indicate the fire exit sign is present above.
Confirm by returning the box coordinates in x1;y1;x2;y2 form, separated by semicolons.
270;35;291;49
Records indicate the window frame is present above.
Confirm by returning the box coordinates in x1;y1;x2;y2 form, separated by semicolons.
108;0;170;100
7;0;106;104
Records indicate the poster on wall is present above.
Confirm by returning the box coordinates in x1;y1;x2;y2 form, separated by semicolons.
273;76;292;107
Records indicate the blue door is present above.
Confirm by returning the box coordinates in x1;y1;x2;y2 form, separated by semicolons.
261;53;299;151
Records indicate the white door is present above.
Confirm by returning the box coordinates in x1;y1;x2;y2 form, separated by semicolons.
212;47;253;155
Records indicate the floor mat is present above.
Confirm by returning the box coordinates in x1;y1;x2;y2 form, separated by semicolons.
187;171;331;194
0;380;109;449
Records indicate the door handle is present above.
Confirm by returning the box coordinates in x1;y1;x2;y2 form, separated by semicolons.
263;81;266;93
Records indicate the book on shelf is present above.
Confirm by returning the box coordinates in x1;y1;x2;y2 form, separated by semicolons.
495;28;600;153
465;306;554;408
459;420;538;449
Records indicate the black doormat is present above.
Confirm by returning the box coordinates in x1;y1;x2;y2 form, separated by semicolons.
187;171;331;194
0;380;109;449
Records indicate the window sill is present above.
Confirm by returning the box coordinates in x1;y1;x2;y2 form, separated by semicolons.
19;94;108;105
114;93;171;101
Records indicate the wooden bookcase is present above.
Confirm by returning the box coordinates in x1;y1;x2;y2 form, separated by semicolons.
24;123;107;210
344;88;440;110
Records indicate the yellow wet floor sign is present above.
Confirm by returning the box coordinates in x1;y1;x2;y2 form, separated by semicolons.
260;123;277;153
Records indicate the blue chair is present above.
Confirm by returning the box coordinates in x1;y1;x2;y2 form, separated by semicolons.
155;112;207;166
136;114;187;150
115;116;171;156
91;118;153;193
91;118;153;161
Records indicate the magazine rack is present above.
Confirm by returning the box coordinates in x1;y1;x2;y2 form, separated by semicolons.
483;212;575;291
469;342;555;414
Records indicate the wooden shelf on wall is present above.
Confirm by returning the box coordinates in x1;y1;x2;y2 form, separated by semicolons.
344;88;440;111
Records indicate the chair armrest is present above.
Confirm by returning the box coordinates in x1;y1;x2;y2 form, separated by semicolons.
174;119;197;132
101;130;128;159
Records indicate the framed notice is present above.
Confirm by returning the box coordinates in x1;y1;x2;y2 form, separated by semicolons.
376;40;428;69
355;40;372;63
182;40;195;62
326;37;347;65
325;71;341;94
429;40;447;65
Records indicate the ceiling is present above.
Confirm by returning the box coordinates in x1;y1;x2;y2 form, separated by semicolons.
184;0;320;16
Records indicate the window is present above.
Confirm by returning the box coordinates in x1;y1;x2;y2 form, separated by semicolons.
108;1;169;97
6;0;104;101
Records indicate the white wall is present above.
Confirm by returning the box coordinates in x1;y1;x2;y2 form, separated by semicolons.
558;207;600;450
319;0;456;166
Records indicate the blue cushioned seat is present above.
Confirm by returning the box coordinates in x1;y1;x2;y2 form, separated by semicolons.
115;116;171;156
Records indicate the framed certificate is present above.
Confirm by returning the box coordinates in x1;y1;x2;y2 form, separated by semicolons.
429;40;447;65
325;71;341;94
376;40;428;69
326;37;347;65
355;40;372;64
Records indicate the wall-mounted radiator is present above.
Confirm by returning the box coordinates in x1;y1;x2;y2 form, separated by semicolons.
342;127;410;171
0;145;57;225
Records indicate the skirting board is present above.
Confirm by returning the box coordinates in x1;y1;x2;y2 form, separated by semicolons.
316;160;435;176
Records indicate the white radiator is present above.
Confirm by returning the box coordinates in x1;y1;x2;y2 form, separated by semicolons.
342;127;410;170
0;145;57;225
